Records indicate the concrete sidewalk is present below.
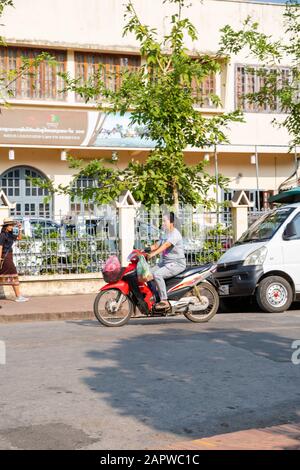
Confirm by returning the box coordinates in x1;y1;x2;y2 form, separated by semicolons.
0;294;95;323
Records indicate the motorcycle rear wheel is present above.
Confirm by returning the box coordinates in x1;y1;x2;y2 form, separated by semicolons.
94;289;133;327
184;282;219;323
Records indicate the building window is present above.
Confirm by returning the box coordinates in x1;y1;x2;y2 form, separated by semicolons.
191;73;216;108
75;52;141;102
70;175;96;215
235;64;291;113
222;189;274;213
1;166;52;218
0;46;67;101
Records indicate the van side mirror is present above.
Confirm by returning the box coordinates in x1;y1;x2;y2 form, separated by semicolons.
283;221;297;240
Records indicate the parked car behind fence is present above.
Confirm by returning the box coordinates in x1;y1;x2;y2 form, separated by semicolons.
12;210;233;275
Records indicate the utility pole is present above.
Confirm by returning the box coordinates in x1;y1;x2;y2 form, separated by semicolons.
214;144;219;223
255;145;260;212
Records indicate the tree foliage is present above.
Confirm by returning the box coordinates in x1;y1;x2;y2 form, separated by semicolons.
0;1;14;46
219;1;300;149
55;0;242;208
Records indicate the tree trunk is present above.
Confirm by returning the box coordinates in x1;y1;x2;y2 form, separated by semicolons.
173;181;179;211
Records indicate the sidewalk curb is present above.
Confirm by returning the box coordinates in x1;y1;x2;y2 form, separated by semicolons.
0;310;95;324
0;309;146;323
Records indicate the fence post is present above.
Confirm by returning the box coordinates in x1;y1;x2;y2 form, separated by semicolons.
0;190;16;224
229;191;254;242
116;190;140;267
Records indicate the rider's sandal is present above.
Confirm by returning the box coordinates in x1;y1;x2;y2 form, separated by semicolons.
155;301;171;311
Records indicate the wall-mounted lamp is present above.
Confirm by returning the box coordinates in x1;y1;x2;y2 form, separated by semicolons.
61;150;68;161
236;172;243;183
250;155;256;165
112;151;119;162
8;149;15;161
203;154;210;162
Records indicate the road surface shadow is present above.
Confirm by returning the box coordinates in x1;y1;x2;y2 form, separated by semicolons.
291;302;300;312
82;327;300;444
218;299;300;315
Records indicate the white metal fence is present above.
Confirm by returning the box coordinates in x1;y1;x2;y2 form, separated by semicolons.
13;212;119;275
11;206;235;274
134;207;233;266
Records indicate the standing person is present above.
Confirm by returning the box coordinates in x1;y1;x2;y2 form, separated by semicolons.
0;217;29;302
147;211;186;310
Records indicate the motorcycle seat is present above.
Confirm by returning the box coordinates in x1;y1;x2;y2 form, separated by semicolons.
174;263;212;279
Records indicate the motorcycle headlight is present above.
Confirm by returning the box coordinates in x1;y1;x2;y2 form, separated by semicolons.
243;246;267;266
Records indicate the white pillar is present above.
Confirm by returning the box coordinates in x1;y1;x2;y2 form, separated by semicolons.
231;206;249;242
0;190;16;224
118;206;137;266
215;70;222;105
230;190;254;242
116;190;139;267
67;50;76;104
0;206;10;225
52;173;73;221
225;61;235;111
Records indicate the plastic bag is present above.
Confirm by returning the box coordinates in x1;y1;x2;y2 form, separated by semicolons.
137;256;153;283
102;255;122;283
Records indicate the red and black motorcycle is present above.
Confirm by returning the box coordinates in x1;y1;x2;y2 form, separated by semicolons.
94;249;219;327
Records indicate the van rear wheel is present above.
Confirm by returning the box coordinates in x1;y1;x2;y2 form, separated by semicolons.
256;276;293;313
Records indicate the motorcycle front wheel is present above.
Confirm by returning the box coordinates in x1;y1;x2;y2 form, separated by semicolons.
184;282;219;323
94;289;133;327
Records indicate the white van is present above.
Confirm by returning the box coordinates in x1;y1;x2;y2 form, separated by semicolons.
215;203;300;313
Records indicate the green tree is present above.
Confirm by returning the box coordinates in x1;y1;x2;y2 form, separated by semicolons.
0;1;14;50
0;0;13;41
52;0;242;209
219;0;300;149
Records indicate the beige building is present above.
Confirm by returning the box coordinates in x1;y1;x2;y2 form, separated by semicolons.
0;0;296;219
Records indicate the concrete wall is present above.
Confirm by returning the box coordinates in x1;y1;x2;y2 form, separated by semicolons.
0;0;292;148
0;146;133;215
0;273;105;299
185;150;295;192
0;146;295;215
2;0;286;54
0;0;295;210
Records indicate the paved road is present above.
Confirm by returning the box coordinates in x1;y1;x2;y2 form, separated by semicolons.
0;310;300;450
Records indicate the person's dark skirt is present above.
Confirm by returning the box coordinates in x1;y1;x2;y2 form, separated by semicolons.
0;252;19;286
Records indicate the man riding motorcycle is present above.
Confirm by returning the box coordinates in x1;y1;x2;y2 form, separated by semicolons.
125;211;186;314
147;211;186;311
